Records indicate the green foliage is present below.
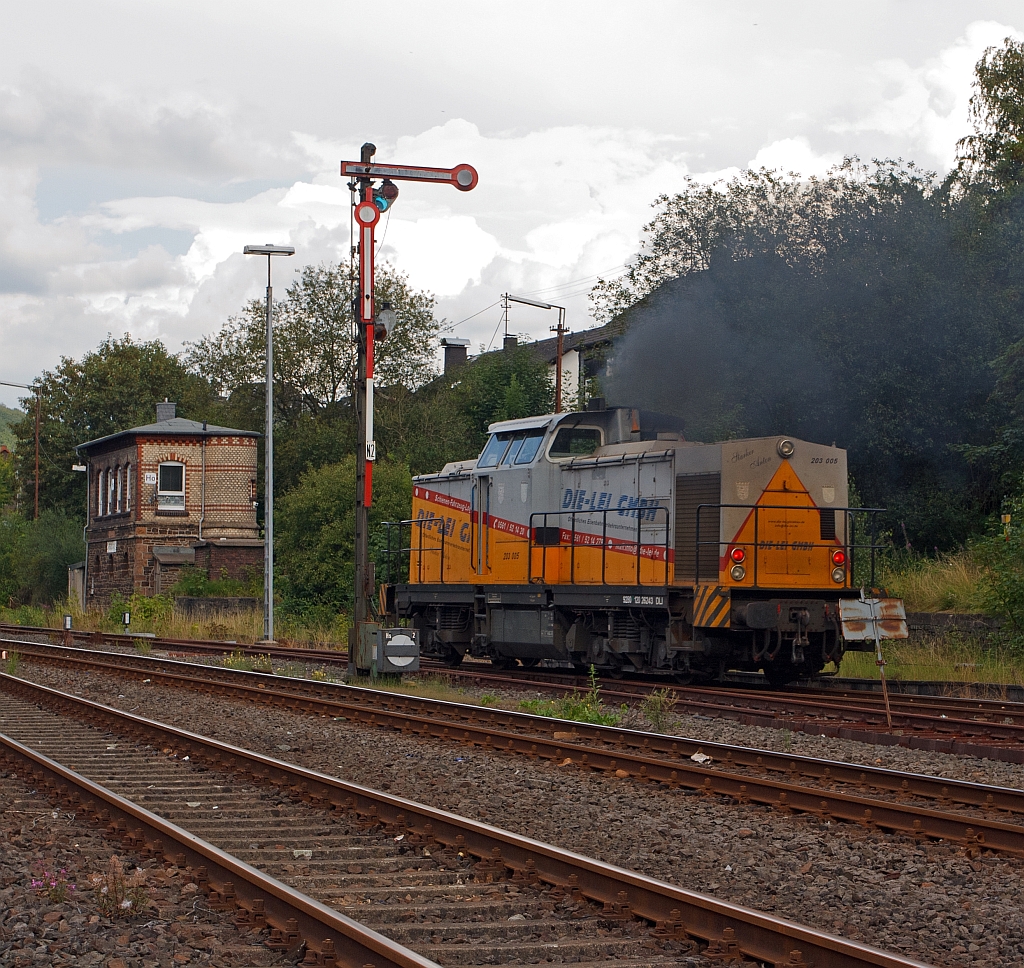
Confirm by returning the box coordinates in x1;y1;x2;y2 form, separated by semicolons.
10;335;218;517
955;36;1024;192
223;648;254;671
640;688;677;733
0;453;15;510
452;344;554;451
275;456;411;622
0;511;28;607
5;650;18;675
0;404;19;451
596;152;1024;549
108;592;173;630
14;511;85;605
519;666;621;725
168;565;259;599
975;489;1024;640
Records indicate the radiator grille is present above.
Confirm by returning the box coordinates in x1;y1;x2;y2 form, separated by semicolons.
674;473;721;583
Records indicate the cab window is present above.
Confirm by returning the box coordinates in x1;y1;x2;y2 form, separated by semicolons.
548;426;602;459
514;430;545;464
478;433;511;468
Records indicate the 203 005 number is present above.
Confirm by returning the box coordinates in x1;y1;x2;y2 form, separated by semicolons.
810;457;839;464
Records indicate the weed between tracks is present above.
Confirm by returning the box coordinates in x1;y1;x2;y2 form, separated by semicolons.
519;666;624;726
4;649;19;674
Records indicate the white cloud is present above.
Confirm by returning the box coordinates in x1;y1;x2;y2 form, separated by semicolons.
832;20;1024;169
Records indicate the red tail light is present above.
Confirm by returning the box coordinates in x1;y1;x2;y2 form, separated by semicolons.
730;547;746;563
832;549;846;566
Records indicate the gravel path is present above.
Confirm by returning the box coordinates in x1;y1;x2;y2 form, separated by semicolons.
12;661;1024;967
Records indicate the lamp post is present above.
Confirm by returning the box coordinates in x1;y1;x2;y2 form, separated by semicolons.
243;243;295;642
0;379;42;518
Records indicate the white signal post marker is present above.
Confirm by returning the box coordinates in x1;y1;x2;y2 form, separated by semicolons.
342;146;478;659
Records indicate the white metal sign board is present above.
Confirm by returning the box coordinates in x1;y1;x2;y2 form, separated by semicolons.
839;598;909;641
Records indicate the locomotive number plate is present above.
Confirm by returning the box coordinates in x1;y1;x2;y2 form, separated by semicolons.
622;595;664;606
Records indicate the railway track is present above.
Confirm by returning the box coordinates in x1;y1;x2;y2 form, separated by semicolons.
8;622;1024;760
10;639;1024;861
0;672;933;968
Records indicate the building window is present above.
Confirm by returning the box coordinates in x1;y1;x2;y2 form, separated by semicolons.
125;462;132;512
158;461;185;510
107;470;115;516
115;466;123;513
97;469;105;517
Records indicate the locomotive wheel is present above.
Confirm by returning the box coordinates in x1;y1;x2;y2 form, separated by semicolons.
519;658;540;669
442;650;464;668
673;671;693;685
490;656;517;670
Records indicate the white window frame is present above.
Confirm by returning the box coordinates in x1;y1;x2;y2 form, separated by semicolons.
115;466;123;513
124;462;132;512
107;469;115;516
545;425;604;462
157;461;186;510
97;469;105;517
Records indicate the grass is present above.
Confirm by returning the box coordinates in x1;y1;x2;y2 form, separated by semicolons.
877;550;987;613
4;649;19;675
0;598;350;650
842;635;1024;686
346;672;504;707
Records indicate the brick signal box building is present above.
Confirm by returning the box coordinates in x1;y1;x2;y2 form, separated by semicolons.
77;402;262;607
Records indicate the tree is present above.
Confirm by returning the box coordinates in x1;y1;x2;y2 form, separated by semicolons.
274;456;411;622
451;344;554;451
14;510;85;604
955;37;1024;192
10;336;218;517
184;261;442;414
599;159;1019;549
589;159;891;322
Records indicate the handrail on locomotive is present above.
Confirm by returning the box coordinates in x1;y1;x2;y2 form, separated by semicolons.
382;503;888;590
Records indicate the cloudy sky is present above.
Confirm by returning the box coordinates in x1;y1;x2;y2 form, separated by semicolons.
1;1;1022;407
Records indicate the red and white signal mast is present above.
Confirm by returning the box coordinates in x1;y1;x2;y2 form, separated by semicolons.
342;143;478;659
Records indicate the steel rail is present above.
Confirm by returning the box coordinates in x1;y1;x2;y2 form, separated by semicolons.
11;642;1024;857
9;625;1024;760
8;622;1022;719
0;727;439;968
0;672;933;968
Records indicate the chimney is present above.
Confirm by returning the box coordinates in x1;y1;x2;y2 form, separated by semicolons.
503;335;518;352
156;399;176;422
441;337;470;374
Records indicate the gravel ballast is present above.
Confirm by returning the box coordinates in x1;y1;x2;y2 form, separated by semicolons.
12;659;1024;967
0;765;279;966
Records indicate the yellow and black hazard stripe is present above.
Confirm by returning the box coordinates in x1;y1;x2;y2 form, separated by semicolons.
692;584;731;629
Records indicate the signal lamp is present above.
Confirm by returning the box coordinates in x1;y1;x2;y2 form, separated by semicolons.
373;179;400;212
831;567;845;583
730;547;745;563
730;564;746;581
375;301;398;341
777;438;795;459
831;549;846;566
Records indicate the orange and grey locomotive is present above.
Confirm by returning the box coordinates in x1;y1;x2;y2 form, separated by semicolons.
385;404;892;684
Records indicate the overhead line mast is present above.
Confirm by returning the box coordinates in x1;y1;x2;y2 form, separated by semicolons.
341;144;478;667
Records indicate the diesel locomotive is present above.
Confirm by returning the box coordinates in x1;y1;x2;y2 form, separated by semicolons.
385;404;893;684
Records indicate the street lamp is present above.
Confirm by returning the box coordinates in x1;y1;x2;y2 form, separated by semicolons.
0;379;42;518
501;295;569;412
243;243;295;642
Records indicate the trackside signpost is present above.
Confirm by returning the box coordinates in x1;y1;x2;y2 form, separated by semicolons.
341;144;478;671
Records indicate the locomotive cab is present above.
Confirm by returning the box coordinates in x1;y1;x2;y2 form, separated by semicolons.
387;406;892;685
